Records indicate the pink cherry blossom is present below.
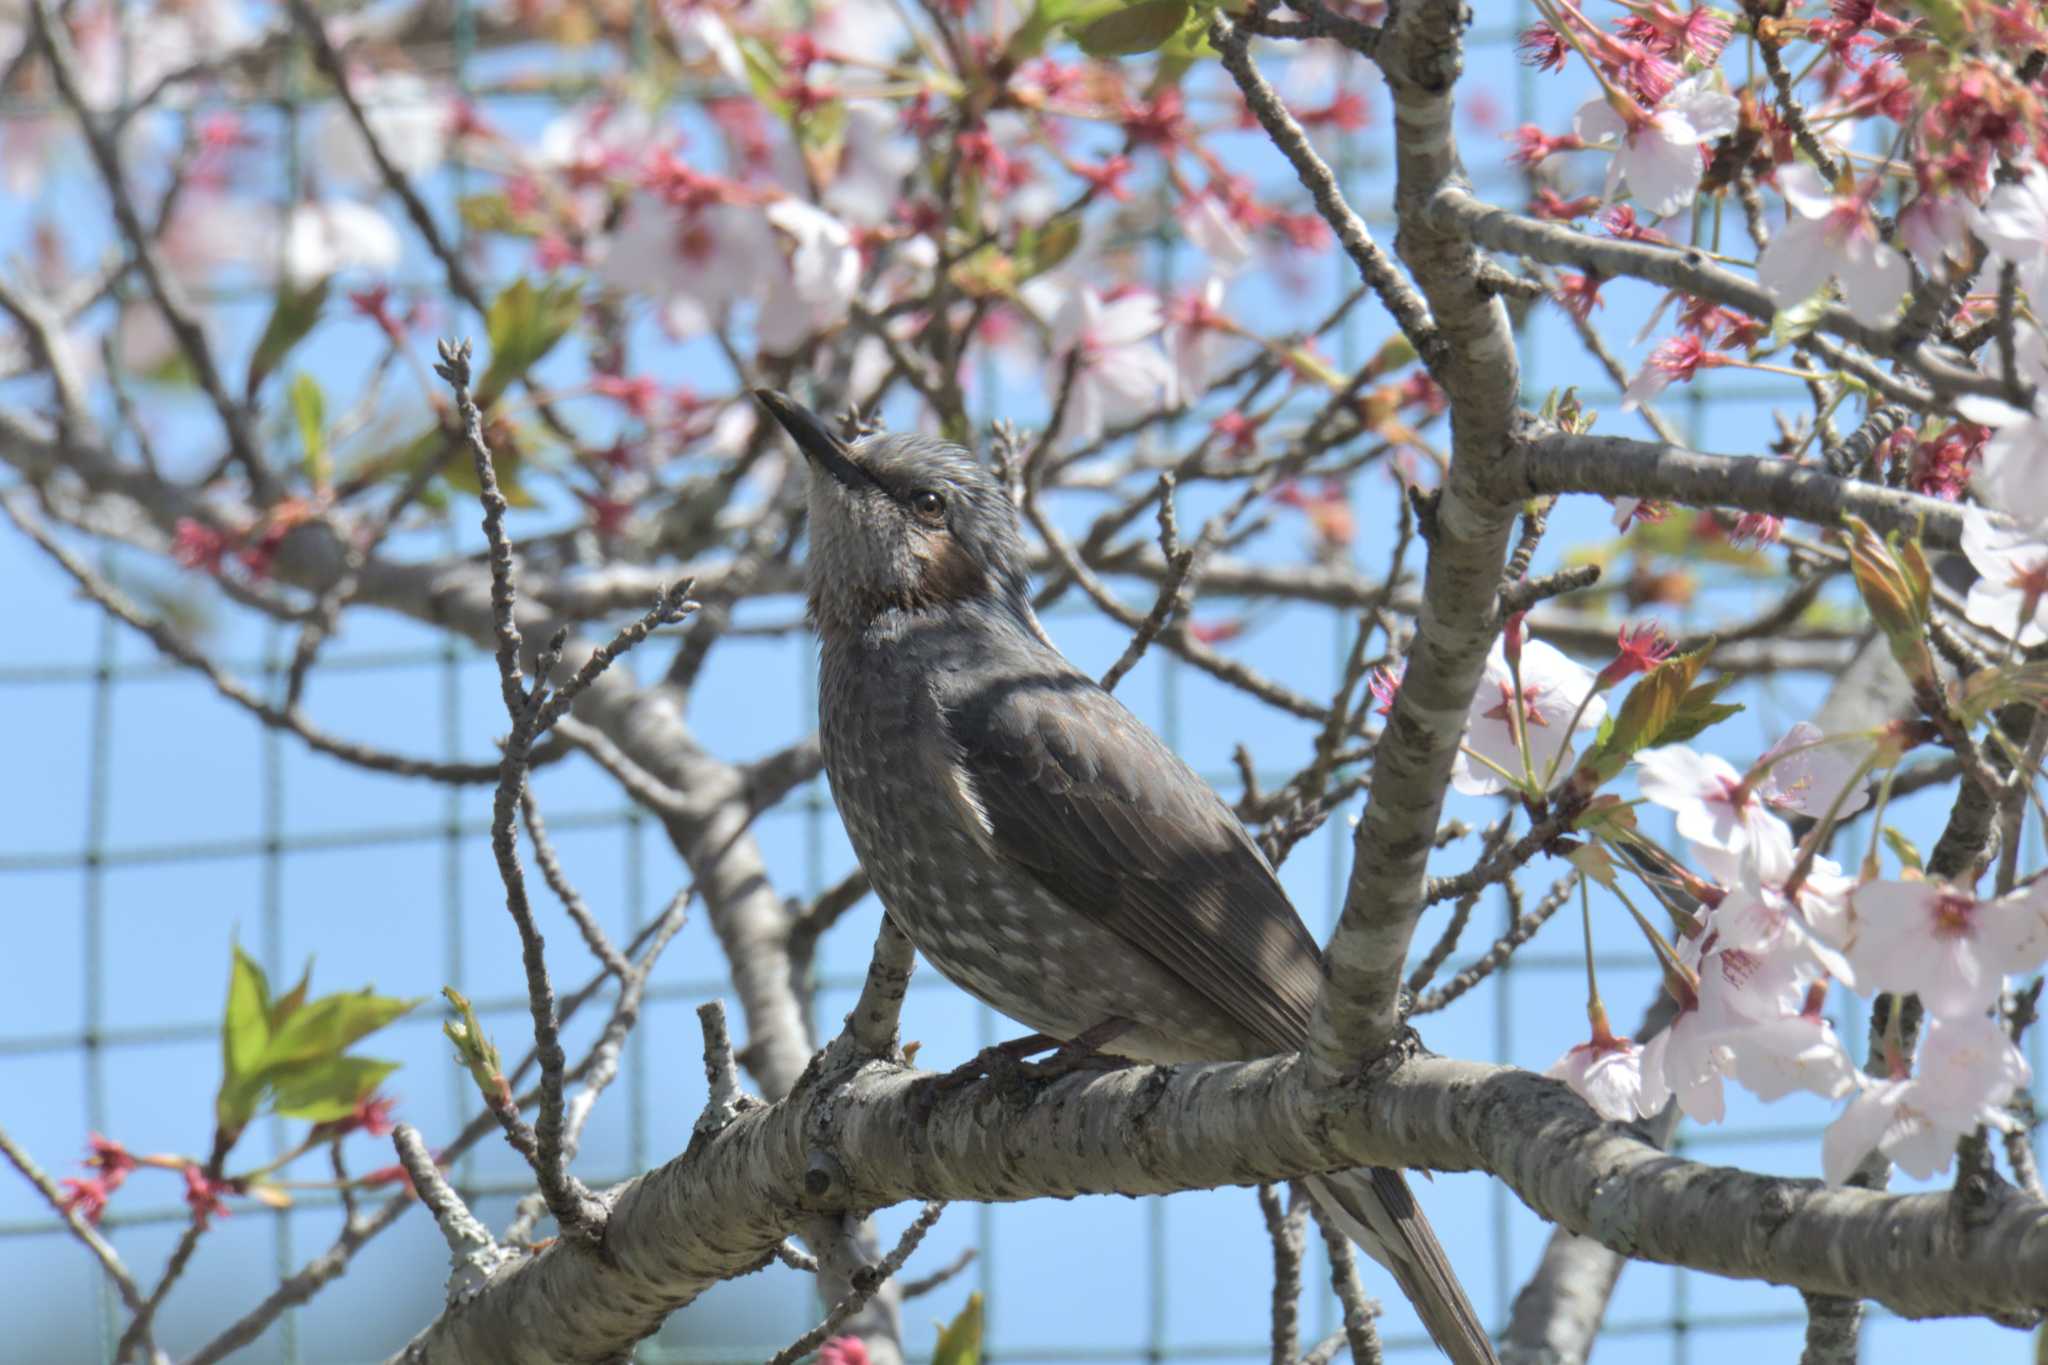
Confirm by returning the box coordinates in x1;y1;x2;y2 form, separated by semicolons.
1822;1013;2031;1183
1640;936;1805;1122
1547;1032;1649;1122
1634;745;1794;860
1961;507;2048;645
1573;73;1738;219
1756;165;1908;328
1848;879;2048;1017
1449;635;1607;796
1049;287;1175;446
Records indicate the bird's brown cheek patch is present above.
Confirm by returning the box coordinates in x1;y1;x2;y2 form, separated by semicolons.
910;534;991;607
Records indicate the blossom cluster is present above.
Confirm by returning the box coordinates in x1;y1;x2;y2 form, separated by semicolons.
1448;620;2044;1184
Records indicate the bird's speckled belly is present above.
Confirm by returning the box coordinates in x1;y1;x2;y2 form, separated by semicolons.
819;650;1252;1064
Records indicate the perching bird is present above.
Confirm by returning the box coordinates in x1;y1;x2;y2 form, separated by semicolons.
759;390;1496;1365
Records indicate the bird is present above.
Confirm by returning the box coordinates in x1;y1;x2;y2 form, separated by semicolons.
758;389;1497;1365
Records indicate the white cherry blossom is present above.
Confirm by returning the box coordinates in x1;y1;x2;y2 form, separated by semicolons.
1848;879;2048;1017
1756;164;1909;328
1976;162;2048;305
281;200;402;287
1725;1012;1857;1104
1754;721;1871;821
1823;1013;2032;1183
314;72;451;188
758;199;861;353
1179;193;1252;276
1049;287;1175;446
1573;73;1738;220
1960;507;2048;645
1960;330;2048;524
1449;635;1606;796
1547;1034;1649;1122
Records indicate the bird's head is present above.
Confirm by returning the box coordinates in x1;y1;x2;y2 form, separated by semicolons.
755;390;1033;634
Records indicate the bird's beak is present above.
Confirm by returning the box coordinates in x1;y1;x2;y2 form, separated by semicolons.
754;389;868;492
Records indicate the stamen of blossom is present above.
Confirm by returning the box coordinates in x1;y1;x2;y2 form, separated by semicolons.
1368;663;1403;716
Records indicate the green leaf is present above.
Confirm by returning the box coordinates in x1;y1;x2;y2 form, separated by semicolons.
265;989;419;1070
479;279;584;405
246;279;329;397
270;1056;400;1122
289;372;328;488
1575;648;1741;784
1905;0;1967;45
1881;826;1924;873
1653;675;1744;748
217;946;273;1132
458;192;544;238
269;960;314;1032
1014;215;1082;281
441;986;506;1098
1075;0;1190;55
1766;280;1833;349
932;1292;984;1365
734;35;791;118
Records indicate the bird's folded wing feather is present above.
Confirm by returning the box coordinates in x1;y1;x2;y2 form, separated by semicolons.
941;669;1323;1055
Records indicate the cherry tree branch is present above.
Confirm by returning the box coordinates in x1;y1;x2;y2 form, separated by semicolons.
388;1048;2048;1362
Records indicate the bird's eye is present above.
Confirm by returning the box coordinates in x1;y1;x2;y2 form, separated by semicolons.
909;488;947;524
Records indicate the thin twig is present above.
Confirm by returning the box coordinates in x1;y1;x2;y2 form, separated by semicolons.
764;1202;947;1365
435;337;608;1246
1258;1183;1307;1365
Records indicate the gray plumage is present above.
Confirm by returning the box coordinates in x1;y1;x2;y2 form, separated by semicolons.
760;391;1496;1365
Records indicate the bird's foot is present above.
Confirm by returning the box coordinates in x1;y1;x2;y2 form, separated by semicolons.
912;1033;1061;1120
1004;1017;1136;1085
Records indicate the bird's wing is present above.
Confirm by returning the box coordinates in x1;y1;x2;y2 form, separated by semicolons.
941;667;1323;1054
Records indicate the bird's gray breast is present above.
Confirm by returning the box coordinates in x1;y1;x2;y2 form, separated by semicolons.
816;623;1249;1062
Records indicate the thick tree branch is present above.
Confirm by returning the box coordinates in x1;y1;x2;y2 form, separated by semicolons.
1496;432;1972;547
389;1050;2048;1362
1310;0;1524;1081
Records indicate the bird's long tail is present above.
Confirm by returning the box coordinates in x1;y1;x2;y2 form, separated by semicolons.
1306;1167;1498;1365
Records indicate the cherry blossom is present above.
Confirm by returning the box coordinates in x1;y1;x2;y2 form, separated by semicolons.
1975;162;2048;305
1955;329;2048;524
1754;721;1871;821
1641;935;1806;1122
1166;278;1232;406
1696;838;1858;960
1822;1013;2032;1183
1179;193;1253;276
1573;72;1738;219
1960;507;2048;645
1634;745;1793;861
597;192;768;339
314;71;451;189
1724;1011;1858;1105
758;199;860;353
1848;879;2048;1017
1756;165;1909;327
1049;287;1174;446
1449;633;1607;796
281;200;402;287
1547;1030;1650;1122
